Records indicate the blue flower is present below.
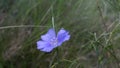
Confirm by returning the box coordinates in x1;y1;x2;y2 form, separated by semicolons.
37;28;70;52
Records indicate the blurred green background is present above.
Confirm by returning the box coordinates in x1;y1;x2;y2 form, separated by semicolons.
0;0;120;68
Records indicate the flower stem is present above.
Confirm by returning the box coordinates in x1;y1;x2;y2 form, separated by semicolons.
52;16;55;29
51;1;55;30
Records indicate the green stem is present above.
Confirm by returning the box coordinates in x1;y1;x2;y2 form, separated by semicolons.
0;25;48;30
51;0;55;30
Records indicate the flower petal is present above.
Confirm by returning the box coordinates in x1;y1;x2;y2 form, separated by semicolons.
57;28;70;46
41;28;56;41
41;46;54;52
37;41;49;49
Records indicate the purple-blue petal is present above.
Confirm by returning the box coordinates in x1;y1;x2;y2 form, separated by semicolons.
41;28;56;42
57;28;70;46
37;41;49;49
41;45;54;52
37;40;54;52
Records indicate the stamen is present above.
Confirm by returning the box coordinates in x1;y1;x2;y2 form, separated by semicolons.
50;37;58;46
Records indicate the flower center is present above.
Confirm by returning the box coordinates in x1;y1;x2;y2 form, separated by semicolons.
50;37;58;46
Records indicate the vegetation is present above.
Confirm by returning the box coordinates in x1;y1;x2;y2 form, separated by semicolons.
0;0;120;68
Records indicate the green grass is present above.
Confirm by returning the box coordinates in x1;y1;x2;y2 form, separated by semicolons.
0;0;120;68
